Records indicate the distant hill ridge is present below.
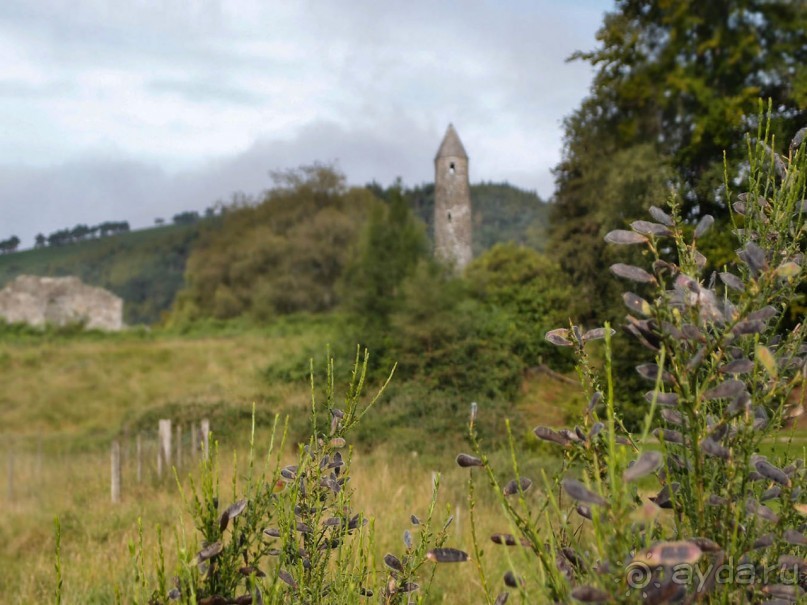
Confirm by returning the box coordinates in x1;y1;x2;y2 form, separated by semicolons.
0;182;548;325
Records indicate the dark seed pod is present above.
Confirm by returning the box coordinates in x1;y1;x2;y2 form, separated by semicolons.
533;426;570;446
790;126;807;151
570;585;611;602
280;466;297;481
703;380;746;400
623;292;653;316
576;504;593;520
700;438;730;460
746;498;780;523
686;346;707;371
660;409;683;426
456;453;483;468
636;363;674;384
649;206;674;226
263;528;281;538
278;569;296;589
359;587;374;597
748;305;778;321
731;319;766;336
502;571;521;588
426;548;469;563
631;219;672;236
545;328;573;346
503;477;532;496
760;486;781;502
652;428;684;444
398;582;419;593
783;529;807;546
752;533;775;549
644;391;679;406
410;514;420;525
650;483;679;509
168;588;181;600
589;422;604;439
623;451;662;482
719;359;754;374
491;533;518;546
586;392;603;414
755;460;791;487
493;593;509;605
562;478;608;506
403;529;412;550
225;499;247;520
197;541;223;562
296;522;311;534
582;327;614;342
238;566;266;578
719;272;744;292
610;263;656;283
707;494;727;506
383;553;404;572
739;242;768;275
693;214;714;239
605;229;648;245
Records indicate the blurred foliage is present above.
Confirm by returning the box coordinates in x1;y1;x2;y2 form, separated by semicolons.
465;243;575;369
551;0;807;322
171;165;379;323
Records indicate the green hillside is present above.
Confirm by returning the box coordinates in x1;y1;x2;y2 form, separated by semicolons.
0;180;547;326
0;223;204;324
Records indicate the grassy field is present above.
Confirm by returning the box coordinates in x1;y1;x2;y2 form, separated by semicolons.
1;322;804;603
0;320;575;603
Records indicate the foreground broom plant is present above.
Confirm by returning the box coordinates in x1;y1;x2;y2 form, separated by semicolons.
462;118;807;603
122;349;466;604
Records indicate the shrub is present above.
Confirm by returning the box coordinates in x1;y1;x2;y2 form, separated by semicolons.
127;351;465;604
459;121;807;602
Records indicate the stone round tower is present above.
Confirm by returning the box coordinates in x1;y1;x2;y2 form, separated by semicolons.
434;124;472;271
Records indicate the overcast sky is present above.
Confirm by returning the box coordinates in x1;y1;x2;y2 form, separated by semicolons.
0;0;611;246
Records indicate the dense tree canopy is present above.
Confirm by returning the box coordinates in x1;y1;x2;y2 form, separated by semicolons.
551;0;807;322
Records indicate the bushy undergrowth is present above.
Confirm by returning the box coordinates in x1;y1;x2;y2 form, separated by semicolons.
457;121;807;603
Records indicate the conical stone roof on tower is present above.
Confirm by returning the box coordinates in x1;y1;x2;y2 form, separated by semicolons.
434;124;472;271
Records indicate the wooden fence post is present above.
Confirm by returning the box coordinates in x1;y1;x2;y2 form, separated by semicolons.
6;448;13;502
111;440;121;503
176;424;182;471
200;419;210;461
136;434;143;483
158;419;172;478
190;423;198;461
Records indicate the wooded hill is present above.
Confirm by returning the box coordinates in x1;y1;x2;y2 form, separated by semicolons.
0;177;548;325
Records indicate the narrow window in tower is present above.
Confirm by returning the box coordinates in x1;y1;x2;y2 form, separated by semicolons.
448;212;452;222
449;162;455;175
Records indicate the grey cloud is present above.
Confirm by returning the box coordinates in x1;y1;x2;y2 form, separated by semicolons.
0;118;443;247
146;78;268;106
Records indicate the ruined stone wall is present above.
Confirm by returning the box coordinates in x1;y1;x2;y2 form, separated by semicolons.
0;275;123;331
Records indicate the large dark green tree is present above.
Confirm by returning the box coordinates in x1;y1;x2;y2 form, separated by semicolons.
551;0;807;321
